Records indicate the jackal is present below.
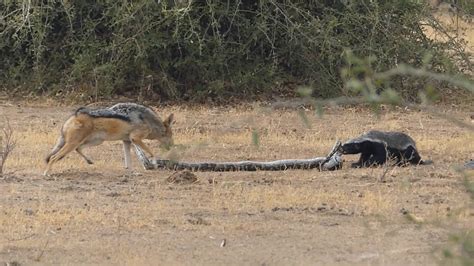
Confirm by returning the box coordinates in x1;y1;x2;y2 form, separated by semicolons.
44;103;174;175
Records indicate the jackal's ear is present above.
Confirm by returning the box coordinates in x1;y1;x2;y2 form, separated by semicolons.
164;113;175;126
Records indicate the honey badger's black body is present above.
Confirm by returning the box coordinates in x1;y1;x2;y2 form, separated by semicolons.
341;131;430;168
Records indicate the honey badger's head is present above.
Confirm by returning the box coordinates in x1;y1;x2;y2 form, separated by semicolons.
339;141;363;154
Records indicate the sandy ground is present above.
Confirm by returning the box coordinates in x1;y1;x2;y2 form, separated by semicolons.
0;102;472;265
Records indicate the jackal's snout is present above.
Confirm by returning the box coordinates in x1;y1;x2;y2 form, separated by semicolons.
160;113;175;150
159;136;174;150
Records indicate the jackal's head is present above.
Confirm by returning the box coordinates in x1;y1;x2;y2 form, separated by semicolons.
159;114;175;150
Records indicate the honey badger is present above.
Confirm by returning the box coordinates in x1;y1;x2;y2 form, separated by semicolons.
340;130;433;168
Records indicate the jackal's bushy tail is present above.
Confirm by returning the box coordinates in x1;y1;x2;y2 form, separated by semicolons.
45;134;65;163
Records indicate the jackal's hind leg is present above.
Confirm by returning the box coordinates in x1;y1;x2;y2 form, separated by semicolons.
76;147;93;164
44;142;82;176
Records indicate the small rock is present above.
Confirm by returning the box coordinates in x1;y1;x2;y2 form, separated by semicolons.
105;192;120;197
207;178;217;184
400;208;409;215
187;217;210;226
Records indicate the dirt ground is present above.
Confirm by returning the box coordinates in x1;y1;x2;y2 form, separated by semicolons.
0;102;473;265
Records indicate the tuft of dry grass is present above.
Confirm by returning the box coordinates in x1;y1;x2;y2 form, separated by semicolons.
0;118;15;175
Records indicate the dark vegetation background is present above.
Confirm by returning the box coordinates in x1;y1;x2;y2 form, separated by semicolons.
0;0;471;102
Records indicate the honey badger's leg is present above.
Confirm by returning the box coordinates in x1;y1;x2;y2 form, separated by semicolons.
385;147;405;166
341;141;369;168
362;154;385;167
352;152;372;168
369;142;388;166
354;142;387;167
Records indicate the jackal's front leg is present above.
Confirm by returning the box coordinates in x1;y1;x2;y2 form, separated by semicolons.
129;131;154;157
122;140;132;169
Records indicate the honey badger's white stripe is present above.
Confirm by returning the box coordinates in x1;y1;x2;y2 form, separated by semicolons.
343;130;417;150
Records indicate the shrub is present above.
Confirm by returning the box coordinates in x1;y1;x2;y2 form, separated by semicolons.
0;0;468;101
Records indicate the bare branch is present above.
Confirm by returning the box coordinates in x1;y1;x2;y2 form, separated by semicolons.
375;64;474;93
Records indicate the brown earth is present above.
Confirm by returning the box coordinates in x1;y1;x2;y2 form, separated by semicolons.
0;102;473;265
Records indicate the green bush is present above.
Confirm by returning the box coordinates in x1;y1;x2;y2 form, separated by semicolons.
0;0;468;101
458;0;474;15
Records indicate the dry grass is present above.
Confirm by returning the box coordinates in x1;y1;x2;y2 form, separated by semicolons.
0;103;473;265
424;11;474;53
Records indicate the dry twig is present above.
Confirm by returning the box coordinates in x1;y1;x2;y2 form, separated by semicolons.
0;118;16;175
